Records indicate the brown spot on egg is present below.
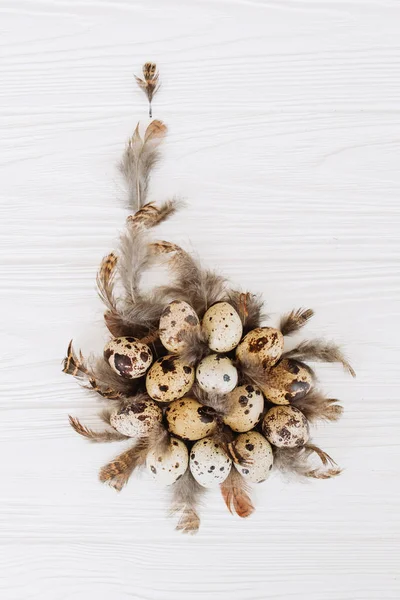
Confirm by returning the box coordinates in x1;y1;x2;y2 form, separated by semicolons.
185;315;198;325
113;354;133;377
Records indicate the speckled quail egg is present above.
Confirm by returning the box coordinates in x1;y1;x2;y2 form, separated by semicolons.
104;337;153;379
110;400;162;437
260;358;313;405
262;405;309;448
190;437;232;488
236;327;284;369
202;302;243;353
196;354;238;394
223;384;264;432
165;397;217;440
146;355;195;403
233;431;274;483
146;437;189;486
159;300;200;353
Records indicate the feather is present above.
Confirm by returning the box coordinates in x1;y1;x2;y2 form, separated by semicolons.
190;383;231;415
135;62;160;118
119;120;167;211
96;253;118;313
127;198;185;229
170;469;206;534
177;328;210;366
282;339;356;377
68;415;129;443
226;291;265;333
99;438;149;491
150;240;182;256
291;389;343;422
220;468;254;518
158;249;227;316
273;443;342;480
280;308;314;336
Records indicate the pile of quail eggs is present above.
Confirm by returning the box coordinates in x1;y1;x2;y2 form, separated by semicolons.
103;300;313;489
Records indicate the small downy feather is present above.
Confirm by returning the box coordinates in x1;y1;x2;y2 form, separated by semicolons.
220;468;254;518
135;62;160;118
280;308;314;336
158;248;227;317
178;328;210;367
127;198;185;230
291;389;343;423
119;120;167;212
170;469;206;534
226;290;265;333
190;383;232;416
99;438;149;491
68;415;129;443
273;443;342;480
283;339;355;377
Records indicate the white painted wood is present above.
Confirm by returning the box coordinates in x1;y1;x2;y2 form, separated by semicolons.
0;1;399;598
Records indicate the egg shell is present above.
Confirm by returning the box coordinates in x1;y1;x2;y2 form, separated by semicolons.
223;384;264;432
196;354;238;394
146;437;189;486
262;405;309;448
165;398;217;441
110;400;162;437
190;437;232;488
260;358;313;405
233;431;274;483
146;355;195;403
159;300;200;353
104;337;153;379
236;327;284;369
202;302;243;353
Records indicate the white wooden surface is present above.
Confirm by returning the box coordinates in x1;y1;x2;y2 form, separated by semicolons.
1;1;399;599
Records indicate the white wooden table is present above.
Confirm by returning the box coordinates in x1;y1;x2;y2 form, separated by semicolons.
1;1;399;598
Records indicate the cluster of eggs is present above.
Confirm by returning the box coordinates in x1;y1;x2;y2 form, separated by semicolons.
103;301;313;489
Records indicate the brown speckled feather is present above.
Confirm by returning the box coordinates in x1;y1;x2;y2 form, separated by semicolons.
135;62;160;118
68;415;129;443
283;339;355;377
280;308;314;336
220;468;254;518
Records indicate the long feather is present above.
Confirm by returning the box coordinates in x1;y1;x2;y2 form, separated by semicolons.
273;443;342;480
170;469;206;535
291;389;343;422
68;415;129;443
135;62;160;118
226;290;266;333
220;468;254;518
282;339;356;377
119;120;167;211
280;308;314;336
99;438;149;491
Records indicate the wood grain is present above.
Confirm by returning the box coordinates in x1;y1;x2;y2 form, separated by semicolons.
0;1;399;599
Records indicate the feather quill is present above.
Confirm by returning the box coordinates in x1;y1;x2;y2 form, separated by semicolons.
220;468;254;518
135;62;160;118
119;120;167;211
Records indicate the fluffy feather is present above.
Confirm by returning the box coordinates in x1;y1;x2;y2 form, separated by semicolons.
170;469;206;534
68;415;128;443
280;308;314;336
273;443;342;480
283;339;356;377
127;198;185;229
119;120;167;211
226;290;265;333
159;249;227;317
99;438;149;491
175;327;210;366
220;468;254;518
135;62;160;118
291;389;343;422
190;383;232;415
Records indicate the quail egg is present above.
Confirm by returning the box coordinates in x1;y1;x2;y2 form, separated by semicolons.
233;431;273;483
202;302;243;353
190;437;232;488
165;397;217;440
196;354;238;394
104;337;153;379
262;405;309;448
223;384;264;432
260;358;313;405
236;327;284;369
159;300;200;353
146;355;195;403
110;400;162;437
146;437;189;486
